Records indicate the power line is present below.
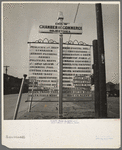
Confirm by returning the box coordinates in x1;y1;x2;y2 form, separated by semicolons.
68;3;80;41
74;3;80;23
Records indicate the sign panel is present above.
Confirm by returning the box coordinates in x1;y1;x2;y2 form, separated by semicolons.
39;23;82;34
62;45;92;100
27;43;92;101
28;44;59;100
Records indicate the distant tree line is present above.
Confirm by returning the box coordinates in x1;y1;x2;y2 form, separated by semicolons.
91;75;119;97
4;74;119;97
106;82;119;97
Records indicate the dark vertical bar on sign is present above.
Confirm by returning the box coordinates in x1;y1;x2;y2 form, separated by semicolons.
93;40;100;118
96;3;107;118
59;33;63;118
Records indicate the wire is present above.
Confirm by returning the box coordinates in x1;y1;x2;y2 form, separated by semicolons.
68;3;80;41
74;3;80;23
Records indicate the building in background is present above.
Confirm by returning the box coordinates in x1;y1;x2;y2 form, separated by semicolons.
4;74;28;95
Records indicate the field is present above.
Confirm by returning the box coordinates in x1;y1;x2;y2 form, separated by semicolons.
3;93;120;120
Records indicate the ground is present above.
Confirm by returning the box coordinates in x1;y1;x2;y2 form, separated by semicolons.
4;93;120;120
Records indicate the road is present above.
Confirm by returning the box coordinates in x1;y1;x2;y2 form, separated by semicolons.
4;93;43;120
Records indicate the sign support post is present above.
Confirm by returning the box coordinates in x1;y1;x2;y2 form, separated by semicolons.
59;32;63;118
58;12;63;118
38;11;82;119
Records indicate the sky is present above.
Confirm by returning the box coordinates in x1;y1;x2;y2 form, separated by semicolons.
2;2;120;83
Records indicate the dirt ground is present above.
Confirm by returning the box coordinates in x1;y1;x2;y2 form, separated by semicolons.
4;93;120;120
4;93;43;119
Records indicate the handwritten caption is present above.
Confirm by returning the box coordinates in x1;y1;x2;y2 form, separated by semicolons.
6;135;25;139
96;136;113;140
50;120;79;124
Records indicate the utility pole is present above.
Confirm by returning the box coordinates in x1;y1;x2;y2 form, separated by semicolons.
93;40;100;118
96;3;107;118
4;66;10;75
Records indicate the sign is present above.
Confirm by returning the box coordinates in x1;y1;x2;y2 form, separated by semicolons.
28;44;59;99
39;23;82;34
62;45;92;99
28;44;92;100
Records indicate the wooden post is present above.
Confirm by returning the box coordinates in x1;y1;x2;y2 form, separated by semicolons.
13;74;27;120
59;32;63;118
58;12;63;119
93;40;100;118
96;3;107;118
28;81;34;112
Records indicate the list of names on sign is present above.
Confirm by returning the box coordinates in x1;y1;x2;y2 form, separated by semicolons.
28;44;59;98
62;45;92;99
28;43;92;100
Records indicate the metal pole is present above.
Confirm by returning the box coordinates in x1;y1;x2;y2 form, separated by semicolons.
59;33;63;118
58;12;63;118
93;40;100;118
13;74;27;120
96;3;107;118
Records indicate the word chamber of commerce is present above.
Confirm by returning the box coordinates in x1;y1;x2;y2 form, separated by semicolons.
28;43;92;99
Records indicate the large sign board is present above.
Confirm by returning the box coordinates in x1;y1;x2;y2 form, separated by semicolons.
28;44;59;100
39;23;82;34
62;45;92;100
27;43;92;101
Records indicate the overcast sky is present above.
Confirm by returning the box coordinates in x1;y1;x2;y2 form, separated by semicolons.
3;2;120;83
